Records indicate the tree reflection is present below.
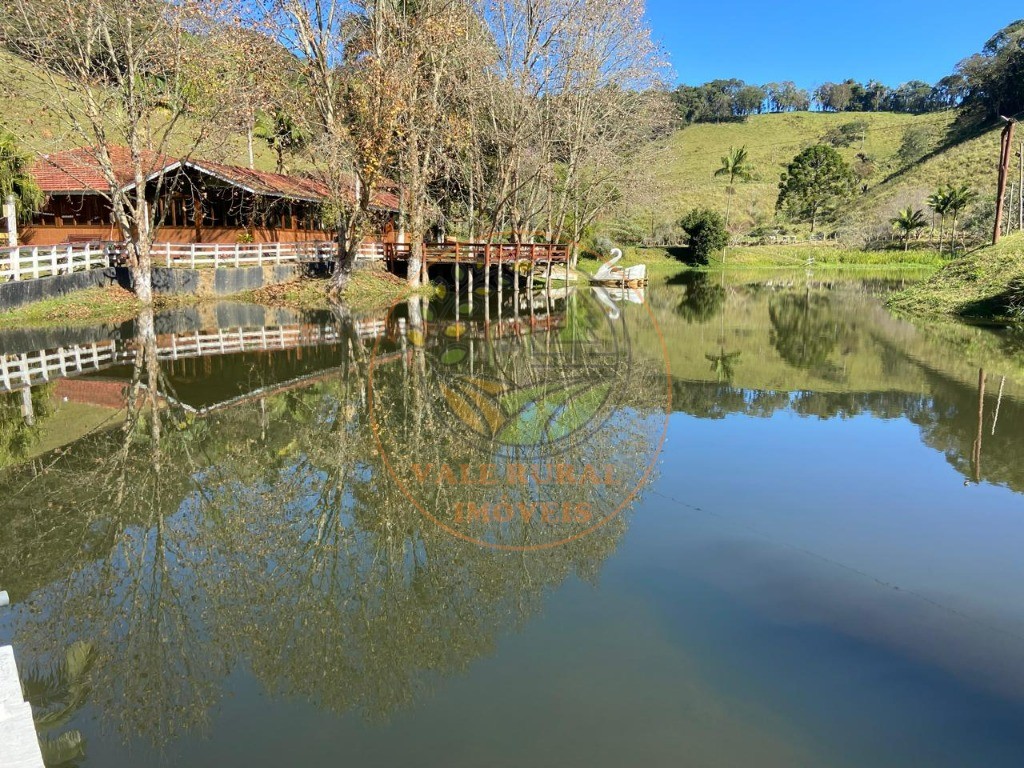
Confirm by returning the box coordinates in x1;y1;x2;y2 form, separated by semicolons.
768;293;843;379
705;347;741;383
0;385;55;469
674;272;725;323
3;292;662;751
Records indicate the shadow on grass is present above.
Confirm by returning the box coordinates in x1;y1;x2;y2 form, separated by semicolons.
662;246;706;267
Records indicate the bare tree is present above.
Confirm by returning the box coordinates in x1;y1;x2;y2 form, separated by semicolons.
1;0;239;302
473;0;667;262
248;0;410;291
393;0;482;286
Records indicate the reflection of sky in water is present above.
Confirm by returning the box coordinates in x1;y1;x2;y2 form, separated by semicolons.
3;278;1024;767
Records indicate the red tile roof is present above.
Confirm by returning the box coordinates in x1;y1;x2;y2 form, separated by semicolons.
31;146;173;193
31;146;401;211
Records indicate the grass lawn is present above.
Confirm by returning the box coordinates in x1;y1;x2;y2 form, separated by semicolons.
888;233;1024;320
243;268;430;313
0;286;141;329
708;243;944;269
579;244;943;279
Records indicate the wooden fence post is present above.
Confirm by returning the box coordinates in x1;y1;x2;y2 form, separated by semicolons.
4;194;17;248
9;246;20;281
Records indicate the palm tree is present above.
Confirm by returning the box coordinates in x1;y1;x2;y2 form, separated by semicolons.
714;146;753;232
946;184;977;256
21;641;95;766
0;128;43;225
705;347;742;382
926;186;951;254
891;207;928;251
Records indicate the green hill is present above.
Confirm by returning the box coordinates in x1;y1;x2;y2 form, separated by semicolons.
0;49;278;170
631;111;1003;245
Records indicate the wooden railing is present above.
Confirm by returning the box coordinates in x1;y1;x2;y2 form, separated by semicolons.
0;242;112;281
384;241;570;267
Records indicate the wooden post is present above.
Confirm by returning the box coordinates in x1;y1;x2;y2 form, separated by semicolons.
1019;143;1023;232
8;244;19;281
994;119;1016;245
497;245;503;313
513;256;520;317
973;368;987;483
1008;183;1017;237
468;267;474;313
484;243;491;295
4;194;17;248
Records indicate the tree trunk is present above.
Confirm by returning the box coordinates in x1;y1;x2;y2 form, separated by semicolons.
330;213;357;292
131;259;153;304
407;206;425;288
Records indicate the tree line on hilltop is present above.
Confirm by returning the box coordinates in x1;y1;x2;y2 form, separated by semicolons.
672;20;1024;129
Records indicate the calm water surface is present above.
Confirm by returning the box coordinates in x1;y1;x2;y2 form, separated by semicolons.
3;270;1024;767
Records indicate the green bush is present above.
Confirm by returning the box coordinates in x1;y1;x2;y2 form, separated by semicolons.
679;208;728;264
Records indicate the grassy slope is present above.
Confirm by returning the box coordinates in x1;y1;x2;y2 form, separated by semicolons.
0;49;278;169
635;111;1002;239
888;233;1024;319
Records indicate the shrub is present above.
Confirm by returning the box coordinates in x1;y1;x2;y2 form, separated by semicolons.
679;208;728;264
823;120;868;148
590;234;614;257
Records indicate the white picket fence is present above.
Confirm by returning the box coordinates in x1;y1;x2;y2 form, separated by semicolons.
147;240;392;268
1;239;390;282
156;326;342;360
146;240;335;268
0;341;121;391
0;321;393;393
0;242;112;281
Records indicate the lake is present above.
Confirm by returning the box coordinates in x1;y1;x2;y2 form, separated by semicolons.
2;269;1024;767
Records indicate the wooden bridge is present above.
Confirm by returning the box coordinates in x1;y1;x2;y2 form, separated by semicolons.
384;241;571;282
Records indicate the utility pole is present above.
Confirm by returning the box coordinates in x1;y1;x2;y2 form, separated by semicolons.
993;117;1016;245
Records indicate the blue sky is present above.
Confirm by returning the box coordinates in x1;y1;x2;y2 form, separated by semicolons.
646;0;1022;89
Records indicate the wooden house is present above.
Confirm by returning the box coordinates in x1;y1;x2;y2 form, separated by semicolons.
21;146;401;247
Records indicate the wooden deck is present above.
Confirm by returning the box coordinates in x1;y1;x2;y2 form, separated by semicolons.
0;646;44;768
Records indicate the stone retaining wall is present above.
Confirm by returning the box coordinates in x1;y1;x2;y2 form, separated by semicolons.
0;263;317;311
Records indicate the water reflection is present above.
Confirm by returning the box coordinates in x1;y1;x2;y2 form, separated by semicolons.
3;275;1024;766
1;287;662;762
